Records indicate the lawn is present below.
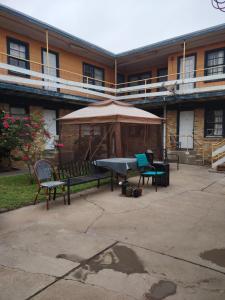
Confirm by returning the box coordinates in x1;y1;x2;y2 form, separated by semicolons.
0;174;110;210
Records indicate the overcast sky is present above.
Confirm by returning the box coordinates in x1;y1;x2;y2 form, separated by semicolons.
1;0;225;53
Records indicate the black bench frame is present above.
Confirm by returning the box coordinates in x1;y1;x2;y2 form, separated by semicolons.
57;160;112;204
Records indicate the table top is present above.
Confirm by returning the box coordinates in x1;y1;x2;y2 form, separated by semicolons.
95;158;137;175
96;158;137;164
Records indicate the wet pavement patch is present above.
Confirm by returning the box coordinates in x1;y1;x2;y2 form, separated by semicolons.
144;280;177;300
57;245;147;281
200;248;225;268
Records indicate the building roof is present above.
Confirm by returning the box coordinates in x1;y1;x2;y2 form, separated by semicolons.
1;3;225;67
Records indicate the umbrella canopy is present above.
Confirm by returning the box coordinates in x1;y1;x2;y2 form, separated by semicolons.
59;100;162;125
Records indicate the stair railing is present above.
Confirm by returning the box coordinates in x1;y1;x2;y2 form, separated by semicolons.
211;138;225;168
167;133;209;165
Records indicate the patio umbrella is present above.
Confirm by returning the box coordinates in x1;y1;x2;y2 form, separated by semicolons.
59;100;162;159
59;100;162;125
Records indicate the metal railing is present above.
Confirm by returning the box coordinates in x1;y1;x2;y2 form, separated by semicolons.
167;133;211;165
1;51;225;100
211;138;225;167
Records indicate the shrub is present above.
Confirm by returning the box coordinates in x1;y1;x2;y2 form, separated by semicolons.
0;110;50;179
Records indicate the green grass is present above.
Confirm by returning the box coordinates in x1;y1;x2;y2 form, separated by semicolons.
0;174;110;210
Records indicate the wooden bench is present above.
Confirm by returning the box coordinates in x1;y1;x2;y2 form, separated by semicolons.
57;160;112;204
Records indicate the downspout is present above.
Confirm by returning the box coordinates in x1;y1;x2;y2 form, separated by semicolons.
163;96;167;159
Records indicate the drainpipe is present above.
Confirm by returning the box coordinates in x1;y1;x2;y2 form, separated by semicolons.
163;96;167;159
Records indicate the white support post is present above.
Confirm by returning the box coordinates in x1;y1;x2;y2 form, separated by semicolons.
182;40;186;80
46;30;49;89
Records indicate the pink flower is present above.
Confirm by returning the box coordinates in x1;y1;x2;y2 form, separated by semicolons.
25;123;31;127
3;114;10;120
55;143;64;148
3;121;9;129
22;155;29;161
23;117;30;121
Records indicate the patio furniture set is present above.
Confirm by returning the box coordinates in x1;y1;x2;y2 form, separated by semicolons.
33;99;172;209
33;152;170;210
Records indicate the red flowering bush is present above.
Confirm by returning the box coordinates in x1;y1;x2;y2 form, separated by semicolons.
55;143;64;148
0;110;50;178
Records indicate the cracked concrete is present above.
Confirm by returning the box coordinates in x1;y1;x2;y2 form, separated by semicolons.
0;164;225;299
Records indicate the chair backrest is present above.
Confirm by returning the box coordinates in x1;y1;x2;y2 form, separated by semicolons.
135;153;149;168
34;160;54;183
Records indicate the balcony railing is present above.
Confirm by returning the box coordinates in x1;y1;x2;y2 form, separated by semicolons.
1;51;225;101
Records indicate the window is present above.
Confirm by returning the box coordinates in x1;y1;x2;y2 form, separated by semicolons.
42;49;59;91
7;37;29;76
128;72;151;94
10;107;27;118
83;63;104;87
157;68;168;91
117;73;125;88
178;55;196;91
205;109;224;137
205;49;225;76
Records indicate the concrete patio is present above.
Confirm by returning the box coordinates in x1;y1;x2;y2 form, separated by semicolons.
0;164;225;300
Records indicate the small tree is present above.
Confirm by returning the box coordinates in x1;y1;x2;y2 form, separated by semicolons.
0;110;50;179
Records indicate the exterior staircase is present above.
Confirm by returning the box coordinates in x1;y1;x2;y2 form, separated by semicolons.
211;139;225;170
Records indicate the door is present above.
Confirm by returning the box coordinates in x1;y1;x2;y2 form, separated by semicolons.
179;111;194;149
43;109;57;150
42;50;58;91
178;55;195;92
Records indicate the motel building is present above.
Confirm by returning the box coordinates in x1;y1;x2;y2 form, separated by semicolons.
1;4;225;168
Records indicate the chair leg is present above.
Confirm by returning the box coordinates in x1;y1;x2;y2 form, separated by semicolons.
34;187;41;205
154;176;157;192
147;177;150;185
62;185;66;205
142;176;145;185
138;176;142;187
53;188;56;200
45;188;50;210
67;184;71;205
97;179;100;188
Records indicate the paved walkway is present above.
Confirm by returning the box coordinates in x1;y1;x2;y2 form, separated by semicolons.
0;164;225;299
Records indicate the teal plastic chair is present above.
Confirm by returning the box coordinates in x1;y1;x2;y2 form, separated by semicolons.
135;153;165;192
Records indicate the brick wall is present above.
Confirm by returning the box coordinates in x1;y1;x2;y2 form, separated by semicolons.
166;110;177;150
166;107;224;164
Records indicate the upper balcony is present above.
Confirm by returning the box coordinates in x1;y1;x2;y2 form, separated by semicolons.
1;48;225;107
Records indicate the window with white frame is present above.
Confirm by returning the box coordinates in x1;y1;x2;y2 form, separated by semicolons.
7;37;29;74
10;107;27;118
205;49;225;76
205;109;223;137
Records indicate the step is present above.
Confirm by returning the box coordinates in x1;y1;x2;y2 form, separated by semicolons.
217;163;225;171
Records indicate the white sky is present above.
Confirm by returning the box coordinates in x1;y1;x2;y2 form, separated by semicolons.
1;0;225;53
